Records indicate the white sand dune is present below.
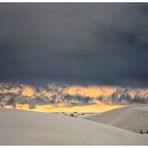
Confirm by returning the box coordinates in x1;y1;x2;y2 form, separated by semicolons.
86;104;148;132
0;109;148;145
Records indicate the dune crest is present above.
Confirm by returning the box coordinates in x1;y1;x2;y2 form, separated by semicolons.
86;104;148;133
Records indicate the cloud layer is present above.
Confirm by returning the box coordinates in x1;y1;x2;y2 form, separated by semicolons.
0;4;148;86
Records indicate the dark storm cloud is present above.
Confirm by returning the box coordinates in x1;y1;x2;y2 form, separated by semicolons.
0;3;148;87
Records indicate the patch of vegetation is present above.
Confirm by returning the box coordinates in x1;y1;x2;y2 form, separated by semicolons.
136;129;148;134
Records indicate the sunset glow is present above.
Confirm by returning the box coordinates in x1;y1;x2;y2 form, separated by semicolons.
66;86;117;98
4;103;123;113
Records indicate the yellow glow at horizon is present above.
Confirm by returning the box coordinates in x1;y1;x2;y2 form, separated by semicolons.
4;103;123;113
66;85;117;98
42;90;54;98
1;84;148;100
0;84;147;114
22;87;34;97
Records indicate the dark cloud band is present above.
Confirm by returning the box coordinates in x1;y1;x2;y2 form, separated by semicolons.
0;3;148;87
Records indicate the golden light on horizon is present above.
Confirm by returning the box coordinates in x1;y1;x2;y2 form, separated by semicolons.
4;103;123;113
66;85;117;98
42;90;54;98
0;84;147;114
22;87;34;97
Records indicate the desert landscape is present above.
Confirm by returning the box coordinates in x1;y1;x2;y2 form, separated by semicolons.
86;104;148;133
0;105;148;145
0;2;148;145
0;83;148;145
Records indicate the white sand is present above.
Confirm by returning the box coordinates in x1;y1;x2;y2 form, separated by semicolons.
86;104;148;132
0;109;148;145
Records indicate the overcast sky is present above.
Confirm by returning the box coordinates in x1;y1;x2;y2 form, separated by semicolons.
0;3;148;87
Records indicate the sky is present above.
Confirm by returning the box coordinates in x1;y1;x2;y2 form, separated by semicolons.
0;3;148;87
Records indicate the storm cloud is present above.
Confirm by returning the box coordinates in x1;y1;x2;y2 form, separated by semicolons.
0;3;148;87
